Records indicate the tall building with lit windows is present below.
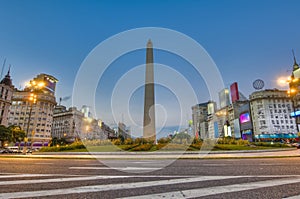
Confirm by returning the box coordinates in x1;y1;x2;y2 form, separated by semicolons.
249;89;297;136
8;74;58;144
0;68;14;126
192;101;216;139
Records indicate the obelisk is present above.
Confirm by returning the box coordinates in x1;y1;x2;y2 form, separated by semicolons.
143;39;156;141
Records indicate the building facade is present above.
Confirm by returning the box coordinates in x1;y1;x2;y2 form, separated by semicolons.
227;100;250;139
250;89;297;136
8;74;58;144
52;105;84;143
82;118;108;140
118;122;131;140
0;69;14;126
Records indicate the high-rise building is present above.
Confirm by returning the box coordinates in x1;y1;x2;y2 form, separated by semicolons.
219;88;230;109
143;39;156;141
250;89;296;136
0;68;14;126
8;74;58;144
192;101;216;139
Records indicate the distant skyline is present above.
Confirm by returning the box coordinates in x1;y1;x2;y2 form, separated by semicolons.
0;0;300;128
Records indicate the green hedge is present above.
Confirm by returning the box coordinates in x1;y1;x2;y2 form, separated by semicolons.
39;142;86;152
253;142;288;148
131;144;153;151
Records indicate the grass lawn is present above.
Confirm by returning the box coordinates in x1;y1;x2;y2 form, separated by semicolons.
68;145;124;152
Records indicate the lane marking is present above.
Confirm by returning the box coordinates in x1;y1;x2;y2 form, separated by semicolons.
69;166;161;171
199;164;229;166
0;175;133;186
0;174;61;179
34;163;54;165
258;163;285;166
85;164;103;166
119;177;300;199
0;176;270;199
285;195;300;199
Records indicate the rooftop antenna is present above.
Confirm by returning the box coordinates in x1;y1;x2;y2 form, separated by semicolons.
292;49;298;65
1;58;6;79
58;95;71;106
8;64;11;75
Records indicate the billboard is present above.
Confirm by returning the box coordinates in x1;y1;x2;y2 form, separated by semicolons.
291;111;300;117
230;82;239;103
44;76;56;93
234;119;241;138
214;121;219;138
240;112;251;123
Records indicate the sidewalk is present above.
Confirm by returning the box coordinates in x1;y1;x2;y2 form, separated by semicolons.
3;148;300;159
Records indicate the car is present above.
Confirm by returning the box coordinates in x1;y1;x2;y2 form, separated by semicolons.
7;147;20;153
26;149;33;153
31;148;39;152
291;143;300;148
0;148;11;154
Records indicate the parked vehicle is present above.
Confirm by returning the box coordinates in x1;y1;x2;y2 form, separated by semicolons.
0;148;12;153
0;148;8;154
7;146;21;153
291;143;300;148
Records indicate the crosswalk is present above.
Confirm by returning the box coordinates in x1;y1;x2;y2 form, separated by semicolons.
1;172;300;198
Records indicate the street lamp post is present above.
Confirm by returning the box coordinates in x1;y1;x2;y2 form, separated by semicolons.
23;93;37;154
22;80;45;154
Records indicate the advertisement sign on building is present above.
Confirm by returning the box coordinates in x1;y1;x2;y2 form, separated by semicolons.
214;121;219;138
230;82;240;103
234;119;241;138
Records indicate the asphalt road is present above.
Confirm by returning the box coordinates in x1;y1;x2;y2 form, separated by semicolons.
1;157;300;198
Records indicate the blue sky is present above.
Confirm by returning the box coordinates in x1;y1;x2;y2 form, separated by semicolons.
0;0;300;130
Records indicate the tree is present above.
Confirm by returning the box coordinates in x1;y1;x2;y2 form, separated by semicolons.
0;125;11;147
50;137;58;146
8;125;25;147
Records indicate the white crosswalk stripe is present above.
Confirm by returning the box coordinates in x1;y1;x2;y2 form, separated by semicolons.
1;173;300;198
119;177;300;199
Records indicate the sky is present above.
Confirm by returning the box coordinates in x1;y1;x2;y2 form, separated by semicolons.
0;0;300;134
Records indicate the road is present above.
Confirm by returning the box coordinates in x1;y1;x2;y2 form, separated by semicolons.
1;157;300;198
